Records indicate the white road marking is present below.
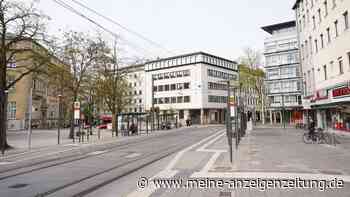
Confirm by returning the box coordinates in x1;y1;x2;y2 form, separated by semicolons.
127;129;225;197
0;161;15;165
191;171;350;182
87;150;108;156
125;153;141;158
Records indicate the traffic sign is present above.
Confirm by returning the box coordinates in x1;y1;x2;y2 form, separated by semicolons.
74;101;80;120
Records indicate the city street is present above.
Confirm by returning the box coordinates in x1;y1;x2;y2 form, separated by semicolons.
0;125;222;197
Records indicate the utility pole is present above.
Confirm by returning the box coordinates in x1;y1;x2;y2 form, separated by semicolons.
226;81;232;163
113;38;119;137
282;94;286;129
27;87;33;150
151;77;155;132
58;94;62;144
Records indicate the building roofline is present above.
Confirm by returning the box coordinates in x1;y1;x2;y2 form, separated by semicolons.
292;0;301;10
261;20;296;34
145;51;237;65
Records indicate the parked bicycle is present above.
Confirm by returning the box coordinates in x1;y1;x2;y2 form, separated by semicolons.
303;128;331;144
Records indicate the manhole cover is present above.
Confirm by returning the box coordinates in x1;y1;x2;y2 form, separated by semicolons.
8;183;29;189
219;191;231;197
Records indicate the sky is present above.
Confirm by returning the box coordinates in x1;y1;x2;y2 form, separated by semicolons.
26;0;296;62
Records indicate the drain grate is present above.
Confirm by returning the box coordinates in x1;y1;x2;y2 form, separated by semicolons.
8;183;29;189
219;191;231;197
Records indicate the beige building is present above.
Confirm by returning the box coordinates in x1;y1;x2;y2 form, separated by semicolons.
6;40;70;130
293;0;350;131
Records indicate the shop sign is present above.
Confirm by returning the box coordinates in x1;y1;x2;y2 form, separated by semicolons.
332;87;350;98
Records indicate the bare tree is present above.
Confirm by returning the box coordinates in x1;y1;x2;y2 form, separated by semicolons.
238;47;262;69
0;0;50;153
93;40;131;136
58;31;107;139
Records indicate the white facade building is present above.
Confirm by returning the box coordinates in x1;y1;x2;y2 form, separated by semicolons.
123;64;147;113
138;52;239;125
262;21;303;125
293;0;350;131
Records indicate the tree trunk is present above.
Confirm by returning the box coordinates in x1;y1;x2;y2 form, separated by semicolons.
69;102;75;139
0;89;12;154
112;112;117;137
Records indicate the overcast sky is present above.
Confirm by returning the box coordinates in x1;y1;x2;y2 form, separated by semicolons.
28;0;296;61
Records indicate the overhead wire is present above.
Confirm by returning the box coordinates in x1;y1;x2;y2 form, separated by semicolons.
68;0;175;55
51;0;159;58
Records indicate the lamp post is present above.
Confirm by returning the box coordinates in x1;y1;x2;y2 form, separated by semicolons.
58;94;62;145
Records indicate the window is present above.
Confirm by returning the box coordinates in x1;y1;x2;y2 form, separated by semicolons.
332;0;336;8
139;90;142;95
312;16;316;29
179;110;184;119
177;96;183;103
318;9;322;23
326;28;331;43
184;96;190;103
344;11;349;30
309;36;313;54
183;70;190;77
334;20;339;37
339;58;344;74
164;97;170;104
299;20;302;32
324;0;328;16
323;65;328;80
158;73;164;80
320;34;324;48
158;85;163;92
159;98;164;104
164;73;170;79
153;86;157;92
315;39;319;52
184;83;190;89
171;84;176;90
171;97;176;103
177;83;184;90
176;71;183;77
139;99;142;103
7;102;16;120
170;72;176;78
164;84;170;91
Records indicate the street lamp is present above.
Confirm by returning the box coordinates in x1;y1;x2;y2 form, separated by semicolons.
58;94;62;144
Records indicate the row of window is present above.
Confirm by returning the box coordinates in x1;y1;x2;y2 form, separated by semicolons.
304;52;350;94
301;10;349;60
127;98;143;105
208;69;236;80
145;54;236;71
298;0;346;32
270;95;301;104
153;96;191;104
152;70;190;81
153;83;190;92
265;52;300;67
129;82;142;88
124;107;143;113
208;82;228;90
267;80;301;94
267;66;299;80
208;95;227;103
126;90;142;96
264;40;298;54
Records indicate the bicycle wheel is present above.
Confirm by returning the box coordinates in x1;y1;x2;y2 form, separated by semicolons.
303;133;313;144
323;133;332;145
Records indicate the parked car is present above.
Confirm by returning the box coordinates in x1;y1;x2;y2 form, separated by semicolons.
97;124;107;129
161;122;172;130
